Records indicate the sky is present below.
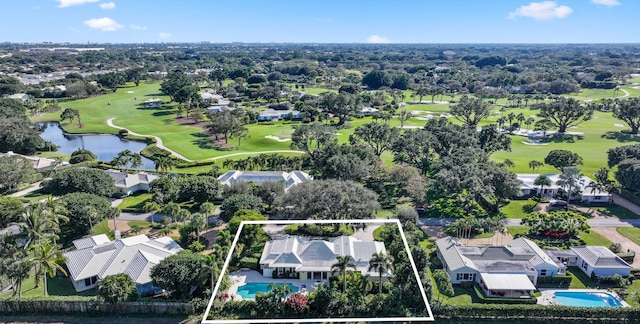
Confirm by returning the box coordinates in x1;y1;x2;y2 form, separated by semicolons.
1;0;638;44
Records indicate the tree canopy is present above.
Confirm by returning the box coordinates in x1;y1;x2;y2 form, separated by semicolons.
150;250;210;299
45;167;116;197
539;98;593;133
0;155;35;194
544;150;583;171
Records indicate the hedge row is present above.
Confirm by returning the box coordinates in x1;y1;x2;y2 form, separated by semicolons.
537;275;573;286
432;304;640;321
472;283;538;305
0;300;193;315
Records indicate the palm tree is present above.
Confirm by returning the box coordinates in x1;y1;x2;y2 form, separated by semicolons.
331;255;357;292
199;202;216;216
154;156;176;173
216;229;231;246
83;206;98;234
13;203;66;249
176;209;191;223
7;259;32;299
130;153;143;169
525;116;535;130
158;228;172;237
31;241;68;296
534;174;552;199
142;201;161;225
368;252;393;294
556;167;582;210
529;160;544;173
397;109;411;128
190;212;206;239
162;202;181;223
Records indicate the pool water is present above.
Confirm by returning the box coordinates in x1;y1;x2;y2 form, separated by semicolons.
236;283;298;299
553;291;623;307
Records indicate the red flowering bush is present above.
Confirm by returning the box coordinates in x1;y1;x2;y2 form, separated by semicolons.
284;292;307;315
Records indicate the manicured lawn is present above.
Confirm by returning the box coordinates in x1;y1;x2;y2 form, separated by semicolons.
35;151;71;162
500;199;537;219
471;232;494;239
0;272;96;299
592;205;639;219
128;220;152;228
579;230;613;246
617;227;640;246
507;226;530;237
118;192;153;212
93;219;113;238
566;267;592;289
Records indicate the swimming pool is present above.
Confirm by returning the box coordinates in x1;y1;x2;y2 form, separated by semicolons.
236;282;298;299
553;291;623;307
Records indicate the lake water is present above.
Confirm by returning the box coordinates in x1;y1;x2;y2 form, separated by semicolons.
39;122;155;170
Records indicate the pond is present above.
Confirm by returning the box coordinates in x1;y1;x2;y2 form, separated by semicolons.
38;122;156;170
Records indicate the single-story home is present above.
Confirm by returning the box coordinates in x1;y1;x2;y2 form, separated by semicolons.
105;169;159;196
360;107;379;116
258;109;301;121
516;174;611;203
570;245;631;278
259;235;391;281
7;93;29;101
218;170;312;191
63;233;182;293
436;236;566;298
0;151;56;172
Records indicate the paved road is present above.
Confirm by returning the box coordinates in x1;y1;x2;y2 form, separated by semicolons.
418;217;640;228
612;193;640;215
9;181;42;197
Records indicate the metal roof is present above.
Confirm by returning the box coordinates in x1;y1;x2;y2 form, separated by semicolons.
480;273;536;291
570;246;631;268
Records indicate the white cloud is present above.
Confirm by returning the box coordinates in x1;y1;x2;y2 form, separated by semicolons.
56;0;99;8
130;24;147;31
159;32;172;39
99;2;116;9
591;0;621;6
366;35;391;44
508;1;573;20
84;17;123;31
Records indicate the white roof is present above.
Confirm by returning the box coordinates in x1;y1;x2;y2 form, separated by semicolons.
63;234;182;285
106;170;159;190
517;174;611;197
480;273;536;291
218;170;312;191
260;235;390;276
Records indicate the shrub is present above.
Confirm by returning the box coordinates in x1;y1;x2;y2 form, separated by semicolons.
239;257;258;269
610;243;622;253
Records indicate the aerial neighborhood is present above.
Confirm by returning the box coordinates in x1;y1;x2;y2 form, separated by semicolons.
2;21;640;323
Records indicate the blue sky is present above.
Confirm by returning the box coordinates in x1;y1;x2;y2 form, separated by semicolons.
1;0;638;43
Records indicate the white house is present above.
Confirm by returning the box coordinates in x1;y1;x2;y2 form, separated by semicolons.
218;170;312;191
570;246;631;278
7;93;29;101
0;151;56;172
258;108;301;121
360;107;379;116
259;235;391;281
63;233;182;293
436;236;565;297
105;169;159;196
516;174;611;203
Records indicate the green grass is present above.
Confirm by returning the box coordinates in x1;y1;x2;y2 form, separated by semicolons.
500;199;537;219
35;151;71;162
592;205;639;219
19;189;51;203
92;219;113;238
0;272;96;299
117;192;152;212
471;232;494;239
127;220;152;228
617;227;640;246
579;230;613;246
566;267;592;289
507;226;531;237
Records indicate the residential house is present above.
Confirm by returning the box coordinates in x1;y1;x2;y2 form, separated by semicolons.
0;151;56;172
516;174;611;203
360;107;379;116
436;236;565;297
105;169;159;196
7;93;29;101
570;246;631;278
217;170;312;191
63;233;182;293
258;108;301;121
259;235;391;281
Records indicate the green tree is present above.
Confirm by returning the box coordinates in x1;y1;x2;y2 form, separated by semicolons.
45;167;116;197
290;122;337;157
613;97;640;134
331;255;356;292
153;156;176;173
199;202;216;215
368;252;393;294
318;92;359;126
534;174;552;199
162;202;181;223
160;70;193;102
97;72;126;92
544;150;583;172
539;97;593;133
396;207;419;226
350;122;399;157
433;269;454;300
14;203;68;249
0;197;24;228
177;176;222;203
0;155;35;194
450;95;491;128
69;148;97;164
556;166;582;209
30;241;67;296
96;274;138;303
220;194;263;222
60;107;79;124
150;250;210;299
58;193;116;245
253;181;285;211
528;160;544;173
615;159;640;192
126;67;147;87
608;144;640;167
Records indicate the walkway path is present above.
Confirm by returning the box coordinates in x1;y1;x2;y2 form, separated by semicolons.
9;181;42;198
612;193;640;215
106;118;193;162
206;150;305;161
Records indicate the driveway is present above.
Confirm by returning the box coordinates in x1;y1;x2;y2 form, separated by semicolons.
9;181;42;197
612;194;640;215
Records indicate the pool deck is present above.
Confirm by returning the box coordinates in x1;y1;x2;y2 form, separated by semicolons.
227;269;322;301
538;288;630;307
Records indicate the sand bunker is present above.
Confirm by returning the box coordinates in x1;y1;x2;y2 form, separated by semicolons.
125;91;135;94
614;123;625;127
265;135;291;142
522;140;549;146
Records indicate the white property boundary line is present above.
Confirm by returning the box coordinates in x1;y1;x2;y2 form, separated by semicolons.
202;218;434;323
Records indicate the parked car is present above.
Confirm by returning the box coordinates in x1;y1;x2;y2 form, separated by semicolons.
549;199;567;207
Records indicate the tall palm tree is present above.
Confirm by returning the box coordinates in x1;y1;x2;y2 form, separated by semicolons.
142;201;161;225
130;153;143;169
176;209;191;223
190;213;206;239
368;252;393;294
162;202;181;223
534;174;552;199
83;206;98;234
154;156;176;173
7;259;32;299
331;255;356;292
529;160;544;173
216;229;231;246
31;241;68;296
556;167;582;210
13;203;65;249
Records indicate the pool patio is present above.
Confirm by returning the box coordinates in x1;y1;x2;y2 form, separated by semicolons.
227;269;323;300
538;288;629;307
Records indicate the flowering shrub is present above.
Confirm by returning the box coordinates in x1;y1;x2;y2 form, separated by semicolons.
284;292;307;315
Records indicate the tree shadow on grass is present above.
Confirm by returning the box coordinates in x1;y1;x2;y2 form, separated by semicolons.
523;202;537;213
541;134;583;143
152;111;175;117
191;132;234;151
601;131;640;143
144;93;165;97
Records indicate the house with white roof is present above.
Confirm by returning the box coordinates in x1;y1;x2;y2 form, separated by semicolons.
259;235;391;281
105;169;159;196
7;93;29;101
360;107;379;116
258;108;301;121
218;170;312;191
63;233;182;293
0;151;56;172
516;174;611;203
570;246;631;278
436;236;565;298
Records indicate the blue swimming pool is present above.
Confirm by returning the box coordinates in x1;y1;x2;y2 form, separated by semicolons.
553;291;623;307
236;283;298;299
